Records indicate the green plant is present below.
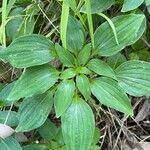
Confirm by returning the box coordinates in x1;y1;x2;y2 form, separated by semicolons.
0;0;150;150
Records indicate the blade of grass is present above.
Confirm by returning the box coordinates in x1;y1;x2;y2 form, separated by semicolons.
7;0;16;16
64;0;86;29
84;0;94;48
60;0;69;49
1;0;8;47
98;13;119;45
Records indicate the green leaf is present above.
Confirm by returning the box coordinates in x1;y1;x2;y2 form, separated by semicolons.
16;16;35;37
145;0;150;5
0;136;22;150
115;60;150;96
55;44;75;67
16;0;31;4
60;0;69;49
90;145;100;150
106;53;127;69
91;77;133;115
84;0;94;48
6;7;24;40
60;68;76;80
66;16;85;54
0;111;18;127
38;119;58;141
22;144;50;150
0;82;15;102
16;91;54;132
92;127;101;145
54;80;75;117
145;0;150;13
94;14;146;56
77;44;91;66
76;75;91;100
0;34;54;68
80;0;115;14
6;0;16;15
121;0;144;12
7;64;59;101
78;66;92;75
61;97;95;150
98;13;119;45
87;59;116;80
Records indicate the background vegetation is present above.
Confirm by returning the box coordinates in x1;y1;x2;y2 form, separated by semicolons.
0;0;150;150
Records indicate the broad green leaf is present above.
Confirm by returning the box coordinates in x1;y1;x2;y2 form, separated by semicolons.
92;127;101;145
7;64;59;101
0;34;54;68
0;82;15;101
78;66;92;75
90;145;100;150
50;141;60;150
106;53;127;69
94;14;146;56
0;82;15;106
0;111;18;127
76;75;91;100
60;68;76;80
77;44;91;66
16;16;35;37
55;43;75;67
38;119;58;141
145;0;150;5
91;77;133;115
55;128;65;146
6;7;24;40
87;59;116;80
0;136;22;150
145;0;150;12
22;144;50;150
16;91;54;132
66;16;85;54
80;0;115;14
54;80;75;117
115;60;150;96
98;13;119;45
121;0;144;12
61;97;95;150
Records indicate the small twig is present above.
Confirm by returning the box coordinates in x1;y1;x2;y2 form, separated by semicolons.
141;37;150;48
4;102;14;125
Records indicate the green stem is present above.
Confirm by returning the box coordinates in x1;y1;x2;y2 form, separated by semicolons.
84;0;94;48
60;1;69;49
1;0;8;47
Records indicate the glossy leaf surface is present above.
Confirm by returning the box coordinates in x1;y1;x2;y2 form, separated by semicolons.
91;77;133;115
94;14;146;56
54;80;75;117
0;34;54;68
7;64;59;101
61;98;95;150
115;60;150;96
87;59;116;79
76;75;91;100
16;91;54;132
